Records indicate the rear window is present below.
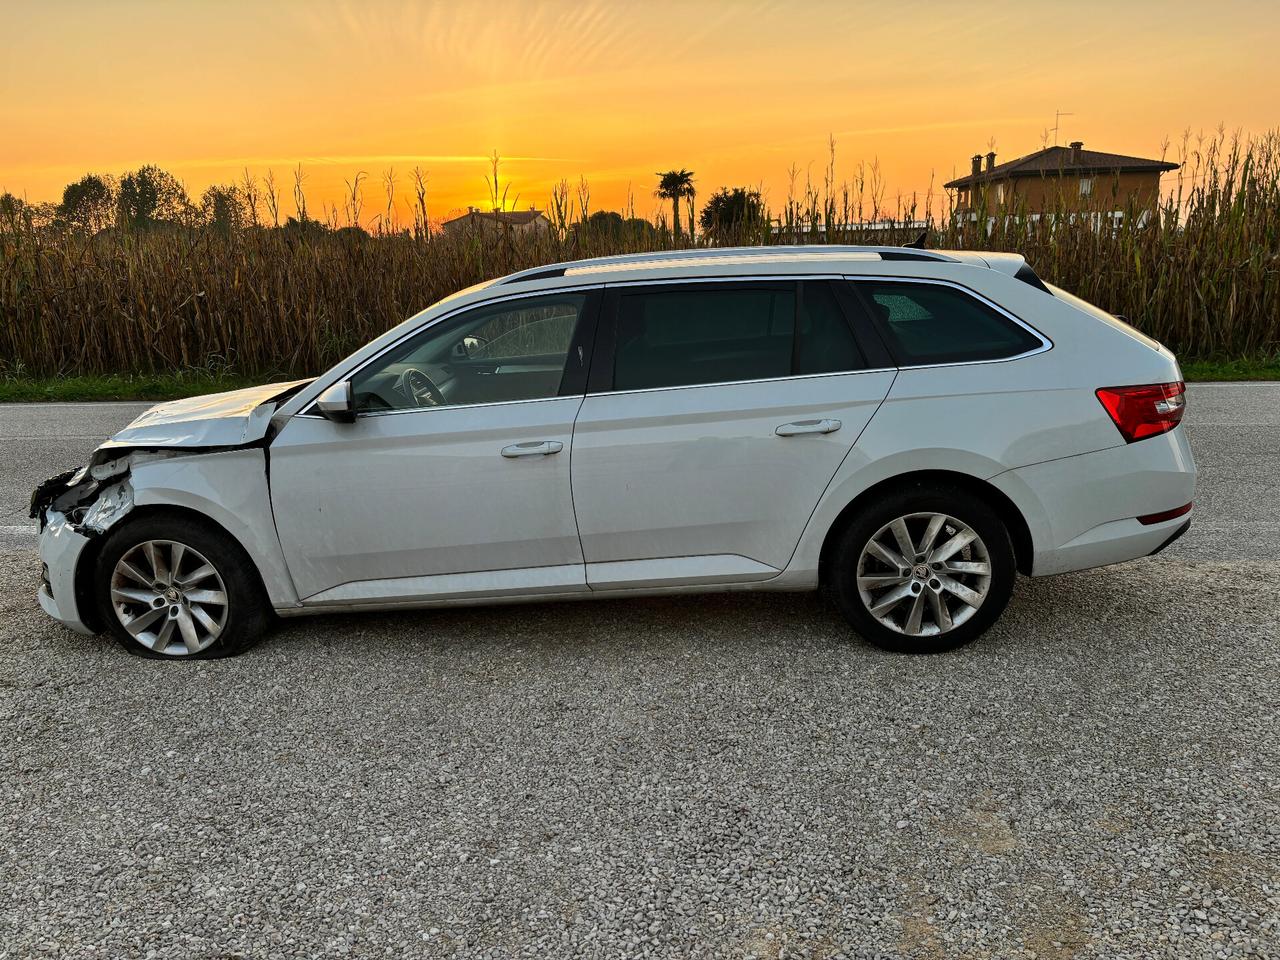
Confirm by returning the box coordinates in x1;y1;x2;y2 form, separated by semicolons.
855;281;1042;365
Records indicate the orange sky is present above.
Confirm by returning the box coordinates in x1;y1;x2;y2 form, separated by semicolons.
3;0;1277;226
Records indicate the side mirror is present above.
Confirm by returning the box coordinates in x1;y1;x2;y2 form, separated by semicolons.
452;335;489;359
316;381;356;423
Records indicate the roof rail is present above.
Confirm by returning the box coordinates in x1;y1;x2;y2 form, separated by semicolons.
497;245;958;285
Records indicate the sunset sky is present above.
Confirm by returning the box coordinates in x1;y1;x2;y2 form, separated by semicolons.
3;0;1277;226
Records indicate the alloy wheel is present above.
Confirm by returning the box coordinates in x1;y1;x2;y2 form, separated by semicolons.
109;540;229;655
855;512;992;637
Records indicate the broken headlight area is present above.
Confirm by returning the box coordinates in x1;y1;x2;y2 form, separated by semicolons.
29;468;86;521
30;467;106;527
31;450;172;533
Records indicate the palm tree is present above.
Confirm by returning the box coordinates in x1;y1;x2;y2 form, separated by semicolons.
655;169;696;239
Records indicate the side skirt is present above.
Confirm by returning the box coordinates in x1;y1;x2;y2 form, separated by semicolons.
280;567;817;617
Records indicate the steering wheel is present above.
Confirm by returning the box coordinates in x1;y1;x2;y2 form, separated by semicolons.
397;367;446;408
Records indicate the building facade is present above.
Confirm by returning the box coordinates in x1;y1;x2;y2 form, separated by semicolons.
945;142;1179;225
440;208;551;236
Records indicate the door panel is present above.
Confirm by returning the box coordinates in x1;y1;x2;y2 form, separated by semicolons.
571;371;895;578
270;397;585;601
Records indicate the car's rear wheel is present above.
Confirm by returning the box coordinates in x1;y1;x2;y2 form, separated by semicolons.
831;485;1015;653
94;514;270;659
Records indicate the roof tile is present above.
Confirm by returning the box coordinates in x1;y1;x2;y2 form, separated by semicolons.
945;145;1178;188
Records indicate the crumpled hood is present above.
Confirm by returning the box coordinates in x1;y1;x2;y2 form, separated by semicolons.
103;380;312;449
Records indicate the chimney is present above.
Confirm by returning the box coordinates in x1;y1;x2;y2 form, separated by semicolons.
1070;141;1083;164
985;151;996;172
971;154;982;177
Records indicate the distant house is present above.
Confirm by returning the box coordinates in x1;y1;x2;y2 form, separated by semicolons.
945;141;1179;226
440;207;551;236
769;219;930;241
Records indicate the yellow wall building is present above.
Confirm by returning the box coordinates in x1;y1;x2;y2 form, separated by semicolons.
945;142;1179;225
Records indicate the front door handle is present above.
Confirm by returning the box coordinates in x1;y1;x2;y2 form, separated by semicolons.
501;440;564;458
775;418;842;437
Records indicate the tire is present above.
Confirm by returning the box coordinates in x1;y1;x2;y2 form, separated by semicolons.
93;513;271;659
830;484;1016;654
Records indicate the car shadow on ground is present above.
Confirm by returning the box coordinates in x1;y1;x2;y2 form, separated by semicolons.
252;553;1224;665
12;550;1262;671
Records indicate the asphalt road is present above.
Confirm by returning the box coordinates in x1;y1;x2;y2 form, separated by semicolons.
1;385;1278;958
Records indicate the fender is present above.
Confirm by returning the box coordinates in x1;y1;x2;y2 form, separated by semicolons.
127;449;300;607
784;445;1043;580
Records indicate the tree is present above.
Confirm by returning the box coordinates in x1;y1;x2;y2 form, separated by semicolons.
2;194;60;231
59;175;115;232
116;165;189;229
655;169;695;239
574;210;658;243
0;192;24;221
281;215;327;239
699;187;765;239
580;210;626;235
200;183;246;234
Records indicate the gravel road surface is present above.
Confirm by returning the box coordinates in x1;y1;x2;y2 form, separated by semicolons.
1;385;1277;958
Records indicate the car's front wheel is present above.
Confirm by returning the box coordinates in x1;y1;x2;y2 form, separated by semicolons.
94;514;270;658
831;484;1016;653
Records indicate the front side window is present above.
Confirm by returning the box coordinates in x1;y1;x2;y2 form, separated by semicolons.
856;281;1042;365
611;282;865;391
351;293;586;412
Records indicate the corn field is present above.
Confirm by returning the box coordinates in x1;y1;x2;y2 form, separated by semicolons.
1;132;1277;379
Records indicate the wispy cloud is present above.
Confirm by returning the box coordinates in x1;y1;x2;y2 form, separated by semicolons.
1;154;575;175
830;118;1047;138
198;154;576;168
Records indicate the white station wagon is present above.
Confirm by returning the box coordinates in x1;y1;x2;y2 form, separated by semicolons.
33;246;1195;658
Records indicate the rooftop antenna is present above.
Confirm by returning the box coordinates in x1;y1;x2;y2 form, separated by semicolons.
1050;109;1074;146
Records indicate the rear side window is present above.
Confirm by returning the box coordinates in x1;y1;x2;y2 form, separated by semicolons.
855;281;1042;365
611;282;866;391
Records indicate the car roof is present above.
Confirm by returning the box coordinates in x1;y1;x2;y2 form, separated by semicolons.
489;245;1029;291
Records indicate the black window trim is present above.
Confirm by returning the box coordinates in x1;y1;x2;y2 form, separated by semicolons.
828;279;895;369
844;275;1053;370
586;275;885;396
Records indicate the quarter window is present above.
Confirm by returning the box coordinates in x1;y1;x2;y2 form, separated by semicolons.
856;281;1042;365
611;282;865;391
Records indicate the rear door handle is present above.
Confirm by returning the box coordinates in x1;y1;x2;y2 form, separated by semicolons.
775;418;842;437
501;440;564;458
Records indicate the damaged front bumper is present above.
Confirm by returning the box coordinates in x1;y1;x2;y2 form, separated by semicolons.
37;508;96;634
31;455;142;636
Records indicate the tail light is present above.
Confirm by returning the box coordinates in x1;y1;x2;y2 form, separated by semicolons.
1095;381;1186;443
